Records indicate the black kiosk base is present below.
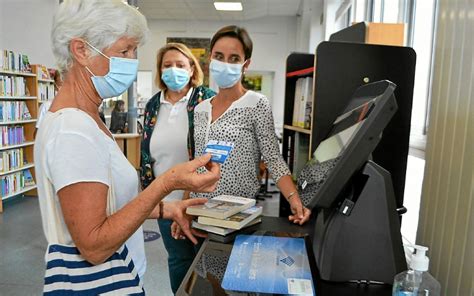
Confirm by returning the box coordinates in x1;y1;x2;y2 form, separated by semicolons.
313;161;407;283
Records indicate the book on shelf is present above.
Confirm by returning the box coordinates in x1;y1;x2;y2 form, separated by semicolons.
0;75;28;97
0;101;32;122
23;169;35;187
38;82;55;101
0;50;31;73
36;65;51;80
186;195;256;219
192;216;262;236
292;77;313;129
292;78;303;126
0;126;25;147
303;77;313;129
1;169;31;197
0;148;26;173
222;235;315;295
197;205;263;230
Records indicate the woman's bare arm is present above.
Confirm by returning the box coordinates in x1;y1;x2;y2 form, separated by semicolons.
58;154;219;264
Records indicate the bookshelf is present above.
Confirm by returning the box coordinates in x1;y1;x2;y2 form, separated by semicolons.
0;67;39;212
34;65;56;105
282;53;315;181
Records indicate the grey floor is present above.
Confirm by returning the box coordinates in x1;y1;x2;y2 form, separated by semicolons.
0;184;280;296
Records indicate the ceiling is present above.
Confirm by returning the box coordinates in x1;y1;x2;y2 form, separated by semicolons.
137;0;302;21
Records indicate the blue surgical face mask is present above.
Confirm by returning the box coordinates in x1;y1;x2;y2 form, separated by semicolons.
210;59;245;89
85;41;139;99
161;67;190;91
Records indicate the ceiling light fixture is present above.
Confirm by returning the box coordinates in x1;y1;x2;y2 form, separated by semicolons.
214;2;243;11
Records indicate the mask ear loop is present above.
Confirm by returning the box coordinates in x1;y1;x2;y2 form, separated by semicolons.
84;40;110;60
242;59;249;75
83;40;110;77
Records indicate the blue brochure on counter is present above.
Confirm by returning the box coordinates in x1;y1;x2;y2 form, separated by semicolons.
222;235;315;295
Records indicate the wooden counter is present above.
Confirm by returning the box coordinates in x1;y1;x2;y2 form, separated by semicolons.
113;133;141;169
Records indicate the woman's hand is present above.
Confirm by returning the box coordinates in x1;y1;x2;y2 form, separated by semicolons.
288;194;311;225
162;198;209;244
162;153;220;194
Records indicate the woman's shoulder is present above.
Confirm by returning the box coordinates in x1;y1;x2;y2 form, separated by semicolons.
245;90;267;100
45;108;107;142
194;97;212;112
195;86;216;98
235;90;268;108
145;91;161;109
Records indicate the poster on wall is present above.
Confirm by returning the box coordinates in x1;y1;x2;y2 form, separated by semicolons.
242;74;263;91
167;37;211;87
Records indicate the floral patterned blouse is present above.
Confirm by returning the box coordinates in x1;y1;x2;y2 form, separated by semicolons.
140;86;216;189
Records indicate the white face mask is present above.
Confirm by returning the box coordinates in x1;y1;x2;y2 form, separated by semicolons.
209;59;245;89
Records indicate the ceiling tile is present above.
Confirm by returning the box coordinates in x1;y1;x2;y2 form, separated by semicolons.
138;0;302;21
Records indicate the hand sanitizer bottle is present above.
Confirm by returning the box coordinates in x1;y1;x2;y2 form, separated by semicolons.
392;245;441;296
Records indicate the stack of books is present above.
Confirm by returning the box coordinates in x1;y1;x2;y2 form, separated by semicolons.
186;195;263;242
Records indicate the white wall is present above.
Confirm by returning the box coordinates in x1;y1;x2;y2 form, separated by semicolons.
138;16;298;126
296;0;324;53
322;0;349;40
0;0;58;68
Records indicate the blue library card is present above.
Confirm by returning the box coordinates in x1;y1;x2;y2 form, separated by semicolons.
204;140;234;164
222;235;315;295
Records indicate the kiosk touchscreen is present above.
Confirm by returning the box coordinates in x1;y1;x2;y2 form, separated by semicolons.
297;80;407;283
298;80;397;209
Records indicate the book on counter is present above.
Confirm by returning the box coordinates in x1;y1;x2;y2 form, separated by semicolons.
186;195;256;219
222;234;315;295
201;219;263;244
192;216;262;236
197;205;263;230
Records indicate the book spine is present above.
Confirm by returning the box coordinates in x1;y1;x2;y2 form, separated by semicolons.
1;168;35;196
0;101;31;122
304;77;313;129
297;78;310;128
292;78;302;126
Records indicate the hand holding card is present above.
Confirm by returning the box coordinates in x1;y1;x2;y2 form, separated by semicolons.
204;140;234;164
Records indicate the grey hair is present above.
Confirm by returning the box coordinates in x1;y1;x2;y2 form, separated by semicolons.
51;0;149;75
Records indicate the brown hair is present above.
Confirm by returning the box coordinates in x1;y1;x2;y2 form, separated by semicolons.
155;43;203;90
210;25;253;60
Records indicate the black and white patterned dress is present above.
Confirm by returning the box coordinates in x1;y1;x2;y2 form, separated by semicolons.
192;90;290;199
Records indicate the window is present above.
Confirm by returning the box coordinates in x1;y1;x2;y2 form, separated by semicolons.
352;0;437;150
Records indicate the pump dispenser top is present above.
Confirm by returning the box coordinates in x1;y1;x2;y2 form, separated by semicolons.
392;244;441;296
410;245;429;271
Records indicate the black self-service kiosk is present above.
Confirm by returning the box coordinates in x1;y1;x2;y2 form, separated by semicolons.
298;80;407;284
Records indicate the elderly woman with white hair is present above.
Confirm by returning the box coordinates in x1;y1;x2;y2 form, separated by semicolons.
34;0;219;294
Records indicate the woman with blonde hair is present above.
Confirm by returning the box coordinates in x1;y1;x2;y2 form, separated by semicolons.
140;42;215;293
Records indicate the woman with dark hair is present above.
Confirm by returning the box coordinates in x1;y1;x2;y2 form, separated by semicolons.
175;25;311;235
110;99;127;133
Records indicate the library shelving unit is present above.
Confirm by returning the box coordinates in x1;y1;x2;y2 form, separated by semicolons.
280;22;415;217
0;69;39;212
280;53;315;216
33;64;56;107
281;53;315;173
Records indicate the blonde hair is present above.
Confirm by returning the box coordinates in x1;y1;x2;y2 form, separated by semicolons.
155;43;203;90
